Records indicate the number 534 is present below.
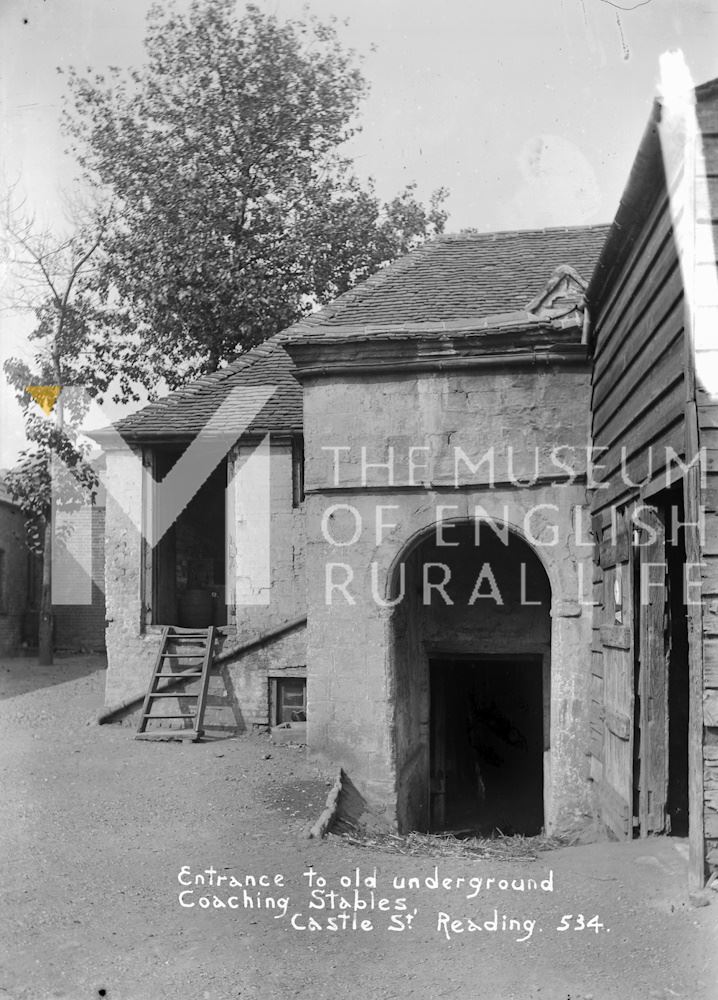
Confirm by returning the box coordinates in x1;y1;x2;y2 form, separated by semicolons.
557;914;606;932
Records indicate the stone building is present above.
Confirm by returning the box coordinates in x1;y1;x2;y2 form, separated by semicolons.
97;78;718;888
96;338;307;722
282;225;606;841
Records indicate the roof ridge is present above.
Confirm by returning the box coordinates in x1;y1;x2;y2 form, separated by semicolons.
443;222;611;240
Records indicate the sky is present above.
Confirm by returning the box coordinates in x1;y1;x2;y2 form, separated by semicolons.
1;0;718;466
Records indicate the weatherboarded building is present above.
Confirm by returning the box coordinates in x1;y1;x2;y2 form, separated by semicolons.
585;77;718;887
97;78;718;888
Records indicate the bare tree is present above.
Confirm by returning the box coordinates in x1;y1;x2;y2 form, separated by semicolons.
1;182;108;664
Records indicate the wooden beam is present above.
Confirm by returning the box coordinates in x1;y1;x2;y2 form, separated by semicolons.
600;624;632;650
704;690;718;727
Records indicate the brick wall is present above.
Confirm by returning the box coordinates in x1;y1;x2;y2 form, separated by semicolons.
0;501;29;655
53;505;107;651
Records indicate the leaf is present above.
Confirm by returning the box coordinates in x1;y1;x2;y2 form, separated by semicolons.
60;0;449;394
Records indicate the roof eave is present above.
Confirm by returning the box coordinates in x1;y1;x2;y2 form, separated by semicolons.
89;424;303;448
283;315;588;381
586;98;666;322
281;311;541;347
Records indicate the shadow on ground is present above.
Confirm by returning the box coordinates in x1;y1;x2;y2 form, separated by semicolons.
0;652;106;699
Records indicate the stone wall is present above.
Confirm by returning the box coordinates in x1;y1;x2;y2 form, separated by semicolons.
114;626;306;735
103;438;306;721
227;438;305;641
300;365;595;835
222;628;306;731
104;445;156;705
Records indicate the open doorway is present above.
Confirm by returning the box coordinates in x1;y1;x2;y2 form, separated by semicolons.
147;449;227;627
665;488;689;835
390;520;552;834
632;486;689;837
430;656;545;835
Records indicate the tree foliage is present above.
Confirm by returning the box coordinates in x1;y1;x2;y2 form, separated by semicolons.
3;413;97;554
63;0;448;391
2;189;115;401
1;188;103;664
2;190;102;553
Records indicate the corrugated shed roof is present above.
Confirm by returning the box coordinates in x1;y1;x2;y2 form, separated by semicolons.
109;224;609;441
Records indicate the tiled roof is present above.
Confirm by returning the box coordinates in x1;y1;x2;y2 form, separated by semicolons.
109;336;301;440
108;224;609;440
292;224;610;335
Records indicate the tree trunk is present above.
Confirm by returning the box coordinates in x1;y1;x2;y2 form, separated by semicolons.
38;517;53;665
38;363;65;666
207;346;221;372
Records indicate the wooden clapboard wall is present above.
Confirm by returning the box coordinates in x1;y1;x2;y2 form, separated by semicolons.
694;94;718;871
588;161;686;826
590;185;686;515
588;82;718;884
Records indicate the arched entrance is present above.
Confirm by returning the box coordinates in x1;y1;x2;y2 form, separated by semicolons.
389;519;552;835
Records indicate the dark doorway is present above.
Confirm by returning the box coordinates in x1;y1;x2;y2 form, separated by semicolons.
390;520;551;834
666;487;690;836
429;657;544;836
148;449;227;627
631;486;689;838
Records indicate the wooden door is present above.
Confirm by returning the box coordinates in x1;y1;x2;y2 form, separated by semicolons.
599;510;635;839
636;504;669;835
429;663;447;830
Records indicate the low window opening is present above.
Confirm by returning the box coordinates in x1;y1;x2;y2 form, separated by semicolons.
273;677;307;725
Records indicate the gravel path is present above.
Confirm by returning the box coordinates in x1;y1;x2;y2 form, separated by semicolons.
1;654;717;1000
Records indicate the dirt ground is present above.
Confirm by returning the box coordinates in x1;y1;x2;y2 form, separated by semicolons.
1;654;717;1000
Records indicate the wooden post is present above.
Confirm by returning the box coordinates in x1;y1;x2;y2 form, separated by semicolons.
680;112;707;889
637;505;669;836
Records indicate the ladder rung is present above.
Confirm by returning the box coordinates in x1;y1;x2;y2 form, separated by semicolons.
148;692;199;699
136;731;202;741
136;625;214;739
154;671;204;678
143;713;196;719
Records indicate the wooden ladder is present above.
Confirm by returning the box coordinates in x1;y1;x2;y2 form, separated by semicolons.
135;625;216;742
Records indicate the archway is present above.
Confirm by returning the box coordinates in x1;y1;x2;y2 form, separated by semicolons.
389;519;552;835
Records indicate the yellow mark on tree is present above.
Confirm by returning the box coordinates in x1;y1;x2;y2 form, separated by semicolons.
26;386;62;415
